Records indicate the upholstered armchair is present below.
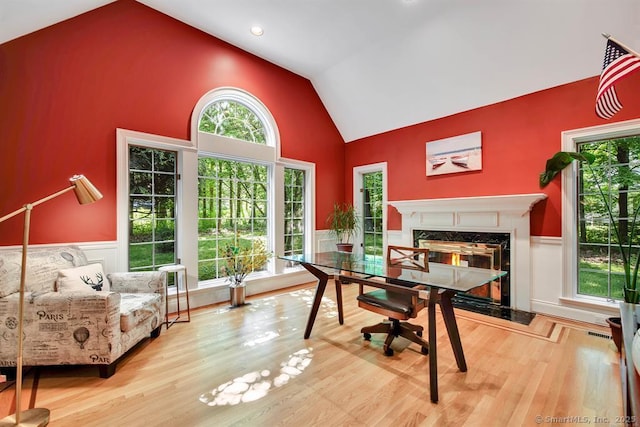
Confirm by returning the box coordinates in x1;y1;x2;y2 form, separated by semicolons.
0;245;165;377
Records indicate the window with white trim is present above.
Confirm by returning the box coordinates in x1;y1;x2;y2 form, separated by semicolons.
197;157;269;281
128;146;177;272
199;100;267;144
362;171;383;256
576;136;640;301
284;167;306;256
117;87;315;290
353;163;387;255
562;119;640;304
196;95;272;282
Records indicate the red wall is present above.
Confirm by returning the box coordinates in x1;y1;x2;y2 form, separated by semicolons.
0;0;345;245
345;74;640;237
3;0;640;244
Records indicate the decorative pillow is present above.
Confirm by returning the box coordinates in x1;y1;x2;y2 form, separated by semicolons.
0;250;21;297
0;246;89;296
57;263;110;293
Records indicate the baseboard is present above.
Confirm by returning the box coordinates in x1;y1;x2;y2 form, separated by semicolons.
530;299;617;326
167;269;314;312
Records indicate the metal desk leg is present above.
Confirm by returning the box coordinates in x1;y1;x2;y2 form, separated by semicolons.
428;287;439;403
335;277;344;325
301;263;330;339
439;290;466;372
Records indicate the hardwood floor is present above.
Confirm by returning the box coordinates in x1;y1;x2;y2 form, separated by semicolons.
1;283;623;426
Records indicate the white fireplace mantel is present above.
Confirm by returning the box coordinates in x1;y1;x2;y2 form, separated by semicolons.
389;193;547;217
388;193;547;312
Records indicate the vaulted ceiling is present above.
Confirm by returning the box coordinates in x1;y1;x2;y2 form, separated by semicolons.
1;0;638;142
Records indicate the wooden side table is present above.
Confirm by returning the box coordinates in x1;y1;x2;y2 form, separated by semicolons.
159;264;191;328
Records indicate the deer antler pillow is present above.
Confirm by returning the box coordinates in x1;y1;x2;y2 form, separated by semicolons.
56;263;111;293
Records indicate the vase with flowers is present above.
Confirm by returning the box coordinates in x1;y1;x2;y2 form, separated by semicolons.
222;237;270;307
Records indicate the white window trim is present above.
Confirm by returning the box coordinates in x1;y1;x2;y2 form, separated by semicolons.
190;86;281;157
192;87;280;285
198;132;275;163
276;158;316;271
561;118;640;308
115;128;197;272
191;87;315;284
117;88;315;298
353;162;388;253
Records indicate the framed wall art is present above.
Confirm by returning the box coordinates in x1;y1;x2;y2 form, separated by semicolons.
426;131;482;176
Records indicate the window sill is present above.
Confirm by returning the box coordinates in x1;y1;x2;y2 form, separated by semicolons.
165;267;309;295
558;296;620;316
163;268;313;309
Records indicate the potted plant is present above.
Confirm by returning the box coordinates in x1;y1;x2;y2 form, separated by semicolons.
327;202;360;252
540;151;640;350
222;237;270;307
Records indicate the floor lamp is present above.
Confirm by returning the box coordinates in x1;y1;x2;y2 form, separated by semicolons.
0;175;102;427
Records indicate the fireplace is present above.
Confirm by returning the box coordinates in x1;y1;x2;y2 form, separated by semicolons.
413;230;510;306
389;193;547;315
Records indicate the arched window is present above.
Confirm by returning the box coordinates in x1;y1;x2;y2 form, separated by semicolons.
118;87;313;297
193;87;278;149
192;87;311;283
199;100;267;144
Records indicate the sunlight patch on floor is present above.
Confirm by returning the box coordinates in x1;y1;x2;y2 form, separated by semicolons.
288;289;338;319
246;296;278;311
198;348;314;406
242;330;280;347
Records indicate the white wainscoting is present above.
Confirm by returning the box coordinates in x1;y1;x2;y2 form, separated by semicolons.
1;241;121;272
7;234;618;325
4;241;316;314
315;229;336;253
531;236;618;325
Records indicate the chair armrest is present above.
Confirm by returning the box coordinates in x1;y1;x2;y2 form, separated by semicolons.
23;291;122;332
0;291;122;364
107;271;166;296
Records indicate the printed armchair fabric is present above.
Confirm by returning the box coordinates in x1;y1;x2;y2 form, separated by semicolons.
0;246;166;377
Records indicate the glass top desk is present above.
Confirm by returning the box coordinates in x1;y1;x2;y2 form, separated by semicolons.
280;251;507;403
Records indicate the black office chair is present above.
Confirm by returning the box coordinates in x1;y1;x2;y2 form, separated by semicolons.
357;246;430;356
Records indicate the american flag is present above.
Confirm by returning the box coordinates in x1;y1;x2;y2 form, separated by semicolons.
595;39;640;119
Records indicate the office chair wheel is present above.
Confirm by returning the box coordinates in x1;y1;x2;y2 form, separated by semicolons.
363;333;372;341
384;346;394;357
421;346;428;355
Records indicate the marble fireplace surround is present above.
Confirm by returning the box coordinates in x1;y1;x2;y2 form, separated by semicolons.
389;193;547;312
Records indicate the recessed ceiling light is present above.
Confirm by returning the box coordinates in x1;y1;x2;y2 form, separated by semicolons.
250;26;264;36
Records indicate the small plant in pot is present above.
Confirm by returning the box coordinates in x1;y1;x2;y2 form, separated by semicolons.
540;151;640;351
222;237;270;307
327;202;360;252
